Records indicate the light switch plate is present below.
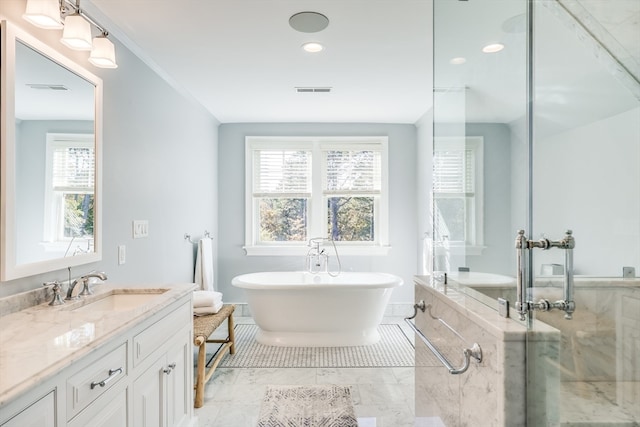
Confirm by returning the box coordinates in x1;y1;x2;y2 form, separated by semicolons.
133;220;149;238
118;245;126;265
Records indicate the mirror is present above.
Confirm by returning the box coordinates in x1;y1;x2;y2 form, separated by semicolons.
1;21;102;281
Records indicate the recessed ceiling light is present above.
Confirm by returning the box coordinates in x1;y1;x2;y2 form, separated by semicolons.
482;43;505;53
302;42;324;53
450;57;466;65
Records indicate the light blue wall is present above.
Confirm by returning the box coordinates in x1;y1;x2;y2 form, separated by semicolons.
217;123;418;303
0;6;219;297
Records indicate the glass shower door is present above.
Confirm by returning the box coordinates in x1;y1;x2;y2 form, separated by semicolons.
527;1;640;425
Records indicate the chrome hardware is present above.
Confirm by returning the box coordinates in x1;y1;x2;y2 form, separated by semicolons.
498;298;509;318
305;237;342;277
90;367;123;389
163;362;177;375
66;271;108;300
405;301;482;375
515;230;575;321
43;281;65;306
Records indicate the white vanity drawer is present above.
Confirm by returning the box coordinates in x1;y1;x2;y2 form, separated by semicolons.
133;302;191;368
66;342;127;419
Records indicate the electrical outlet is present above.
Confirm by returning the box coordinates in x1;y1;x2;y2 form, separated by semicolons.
133;220;149;238
118;245;126;265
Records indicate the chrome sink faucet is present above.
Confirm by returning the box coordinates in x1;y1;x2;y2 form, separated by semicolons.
66;271;108;300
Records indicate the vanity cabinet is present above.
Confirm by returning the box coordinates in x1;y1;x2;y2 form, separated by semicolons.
0;288;194;427
132;327;191;427
1;392;56;427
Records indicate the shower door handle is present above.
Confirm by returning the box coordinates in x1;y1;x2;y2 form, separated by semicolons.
514;230;576;320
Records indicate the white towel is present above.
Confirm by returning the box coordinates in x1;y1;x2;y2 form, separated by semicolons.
194;301;223;316
195;237;215;291
193;291;223;308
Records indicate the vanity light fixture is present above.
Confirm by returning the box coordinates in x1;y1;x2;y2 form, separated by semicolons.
23;0;63;29
450;57;467;65
60;13;92;50
482;43;505;53
22;0;118;69
88;33;118;68
302;42;324;53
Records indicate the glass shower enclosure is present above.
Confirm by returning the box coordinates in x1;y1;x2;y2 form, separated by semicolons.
431;0;639;425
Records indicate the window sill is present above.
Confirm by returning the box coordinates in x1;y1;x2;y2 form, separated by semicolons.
447;244;486;256
243;245;392;257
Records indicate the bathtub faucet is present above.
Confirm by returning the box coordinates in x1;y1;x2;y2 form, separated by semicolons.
306;238;328;274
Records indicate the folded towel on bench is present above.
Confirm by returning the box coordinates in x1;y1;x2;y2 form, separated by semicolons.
194;300;224;316
193;290;223;308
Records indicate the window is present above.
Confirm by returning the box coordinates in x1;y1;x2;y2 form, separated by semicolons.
433;136;483;252
245;137;389;255
43;133;95;253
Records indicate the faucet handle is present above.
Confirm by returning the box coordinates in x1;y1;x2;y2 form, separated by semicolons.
43;281;65;306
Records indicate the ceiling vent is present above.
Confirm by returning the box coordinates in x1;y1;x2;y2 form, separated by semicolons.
27;84;69;90
296;87;332;93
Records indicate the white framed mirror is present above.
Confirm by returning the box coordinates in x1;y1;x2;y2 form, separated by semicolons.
1;20;103;281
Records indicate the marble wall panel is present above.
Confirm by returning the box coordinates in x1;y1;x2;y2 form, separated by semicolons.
414;283;527;426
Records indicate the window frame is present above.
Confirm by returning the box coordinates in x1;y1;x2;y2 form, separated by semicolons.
42;132;95;253
433;136;485;255
244;136;390;256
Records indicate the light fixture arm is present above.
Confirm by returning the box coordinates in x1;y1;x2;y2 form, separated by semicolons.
60;0;109;36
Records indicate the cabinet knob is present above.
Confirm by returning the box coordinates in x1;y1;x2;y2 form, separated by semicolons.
163;363;176;375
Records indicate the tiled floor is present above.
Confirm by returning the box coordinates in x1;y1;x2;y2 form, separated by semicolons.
194;317;416;427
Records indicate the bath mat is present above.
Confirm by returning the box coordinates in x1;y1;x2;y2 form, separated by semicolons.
217;324;414;368
257;385;358;427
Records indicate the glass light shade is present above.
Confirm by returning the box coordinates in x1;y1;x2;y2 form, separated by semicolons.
89;36;118;68
23;0;63;29
60;15;92;51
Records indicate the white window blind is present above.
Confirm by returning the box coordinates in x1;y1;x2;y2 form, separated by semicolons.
52;145;95;192
323;149;382;195
252;149;311;197
433;147;475;195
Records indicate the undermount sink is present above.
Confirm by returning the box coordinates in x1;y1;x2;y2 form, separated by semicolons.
66;289;168;312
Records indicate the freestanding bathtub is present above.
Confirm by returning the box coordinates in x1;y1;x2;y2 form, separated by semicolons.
231;271;404;347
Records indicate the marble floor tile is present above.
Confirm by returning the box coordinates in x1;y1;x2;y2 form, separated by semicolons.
234;367;317;385
355;403;415;427
196;317;418;426
393;367;416;384
316;367;400;384
197;403;261;427
357;383;414;406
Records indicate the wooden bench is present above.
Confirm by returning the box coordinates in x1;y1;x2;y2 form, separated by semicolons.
193;304;236;408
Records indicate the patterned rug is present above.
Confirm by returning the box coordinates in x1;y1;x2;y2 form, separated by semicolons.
257;385;358;427
216;324;414;368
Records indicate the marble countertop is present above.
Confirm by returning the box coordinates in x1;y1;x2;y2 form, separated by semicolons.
0;282;196;407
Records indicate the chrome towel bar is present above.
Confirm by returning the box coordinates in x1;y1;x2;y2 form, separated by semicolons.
405;301;482;375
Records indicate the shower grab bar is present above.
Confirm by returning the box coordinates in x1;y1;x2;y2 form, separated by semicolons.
405;301;482;375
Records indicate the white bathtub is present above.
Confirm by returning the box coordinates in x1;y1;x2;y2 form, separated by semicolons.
231;271;404;347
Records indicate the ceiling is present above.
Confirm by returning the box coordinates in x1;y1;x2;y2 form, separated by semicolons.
84;0;434;124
